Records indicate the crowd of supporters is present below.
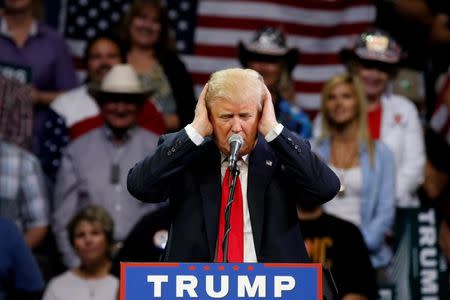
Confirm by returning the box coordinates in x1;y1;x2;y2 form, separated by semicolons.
0;0;449;299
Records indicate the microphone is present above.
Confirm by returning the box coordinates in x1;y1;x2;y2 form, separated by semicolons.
228;134;244;172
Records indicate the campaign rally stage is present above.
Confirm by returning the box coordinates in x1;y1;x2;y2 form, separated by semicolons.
120;263;323;300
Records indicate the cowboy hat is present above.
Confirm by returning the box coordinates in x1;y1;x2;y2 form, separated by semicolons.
340;28;403;65
238;27;299;73
88;64;154;103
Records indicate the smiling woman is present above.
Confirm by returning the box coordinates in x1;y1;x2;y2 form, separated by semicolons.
43;206;118;300
314;73;396;272
119;0;197;132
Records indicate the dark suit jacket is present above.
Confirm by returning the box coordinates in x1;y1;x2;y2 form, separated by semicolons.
127;128;340;262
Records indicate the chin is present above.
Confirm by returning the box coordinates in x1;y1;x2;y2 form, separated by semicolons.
240;147;251;156
109;121;135;129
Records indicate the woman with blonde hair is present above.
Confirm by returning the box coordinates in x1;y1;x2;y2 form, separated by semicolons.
314;73;396;274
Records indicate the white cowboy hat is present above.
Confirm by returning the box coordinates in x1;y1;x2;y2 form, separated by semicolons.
88;64;153;102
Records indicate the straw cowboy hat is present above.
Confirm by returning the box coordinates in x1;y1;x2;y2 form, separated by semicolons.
238;27;299;73
88;64;153;103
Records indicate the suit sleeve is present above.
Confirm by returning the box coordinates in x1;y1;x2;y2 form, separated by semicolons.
127;129;201;202
269;128;340;205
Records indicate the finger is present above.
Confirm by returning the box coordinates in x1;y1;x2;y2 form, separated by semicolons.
198;83;209;105
263;84;272;106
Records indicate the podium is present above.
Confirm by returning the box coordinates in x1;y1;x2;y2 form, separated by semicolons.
120;262;338;299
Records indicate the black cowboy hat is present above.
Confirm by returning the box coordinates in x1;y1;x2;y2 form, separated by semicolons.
238;27;299;73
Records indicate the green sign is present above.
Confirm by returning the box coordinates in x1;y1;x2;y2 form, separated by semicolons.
391;208;449;300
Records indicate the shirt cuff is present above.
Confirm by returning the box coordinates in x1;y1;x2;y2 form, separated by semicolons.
265;123;284;142
185;124;205;146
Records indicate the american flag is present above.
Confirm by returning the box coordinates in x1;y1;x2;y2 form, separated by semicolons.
60;0;133;73
59;0;375;115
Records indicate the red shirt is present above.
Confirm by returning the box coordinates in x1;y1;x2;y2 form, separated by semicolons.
368;104;382;140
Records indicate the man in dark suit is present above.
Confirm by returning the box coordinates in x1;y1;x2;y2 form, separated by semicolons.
127;68;340;262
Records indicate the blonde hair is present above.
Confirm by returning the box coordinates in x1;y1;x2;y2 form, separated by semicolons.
320;73;375;165
205;68;265;111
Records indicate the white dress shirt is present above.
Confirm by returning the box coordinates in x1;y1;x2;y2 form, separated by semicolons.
184;123;283;262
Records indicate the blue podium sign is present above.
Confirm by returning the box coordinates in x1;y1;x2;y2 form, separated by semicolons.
120;262;322;300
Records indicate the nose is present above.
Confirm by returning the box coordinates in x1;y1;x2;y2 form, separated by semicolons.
231;117;243;133
115;102;128;112
79;235;93;247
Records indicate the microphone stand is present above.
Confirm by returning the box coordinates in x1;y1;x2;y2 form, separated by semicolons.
222;163;240;263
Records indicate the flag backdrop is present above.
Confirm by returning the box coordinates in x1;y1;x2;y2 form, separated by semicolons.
58;0;375;116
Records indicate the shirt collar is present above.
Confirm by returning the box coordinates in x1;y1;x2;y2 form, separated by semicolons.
102;124;136;143
220;152;249;166
0;17;38;38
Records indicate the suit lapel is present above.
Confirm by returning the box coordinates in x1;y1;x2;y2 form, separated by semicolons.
247;137;277;258
197;143;222;258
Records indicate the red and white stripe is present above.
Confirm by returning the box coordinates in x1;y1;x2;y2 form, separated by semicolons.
181;0;375;116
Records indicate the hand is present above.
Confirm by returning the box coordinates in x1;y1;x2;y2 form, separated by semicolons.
190;84;213;137
29;86;41;104
29;86;61;105
258;84;278;136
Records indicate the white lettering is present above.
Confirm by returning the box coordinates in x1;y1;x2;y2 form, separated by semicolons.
147;275;168;298
237;275;266;298
205;275;229;298
419;227;436;246
176;275;198;298
420;248;438;268
418;210;435;225
274;276;295;298
420;269;438;294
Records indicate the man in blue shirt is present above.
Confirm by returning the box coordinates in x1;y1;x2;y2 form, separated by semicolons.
0;217;44;300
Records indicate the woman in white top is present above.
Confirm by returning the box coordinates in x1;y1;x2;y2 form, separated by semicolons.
315;28;425;208
43;205;118;300
314;73;396;271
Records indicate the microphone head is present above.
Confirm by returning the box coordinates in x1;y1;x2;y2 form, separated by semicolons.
228;134;244;146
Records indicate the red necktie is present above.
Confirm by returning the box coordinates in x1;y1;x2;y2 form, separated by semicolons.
215;167;244;262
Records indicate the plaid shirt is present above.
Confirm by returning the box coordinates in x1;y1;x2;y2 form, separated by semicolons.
0;140;48;231
0;76;33;149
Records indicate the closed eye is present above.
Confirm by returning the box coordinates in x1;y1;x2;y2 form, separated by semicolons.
219;113;233;120
239;113;253;120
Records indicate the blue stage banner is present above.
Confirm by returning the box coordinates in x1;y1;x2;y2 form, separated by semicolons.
120;263;322;300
